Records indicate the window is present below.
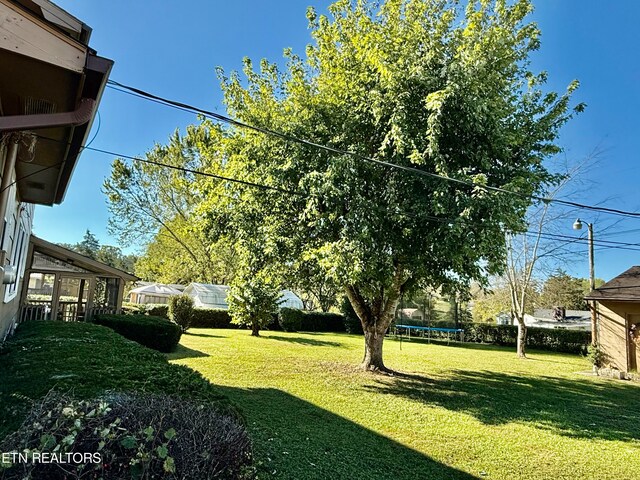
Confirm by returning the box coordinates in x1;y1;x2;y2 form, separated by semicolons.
4;218;27;302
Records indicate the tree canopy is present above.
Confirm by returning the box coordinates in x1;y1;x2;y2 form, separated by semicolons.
59;230;137;273
191;0;582;370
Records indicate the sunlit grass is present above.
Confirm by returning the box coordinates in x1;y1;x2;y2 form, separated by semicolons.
170;329;640;480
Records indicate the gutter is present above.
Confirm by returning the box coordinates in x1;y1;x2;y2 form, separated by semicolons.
0;98;95;279
0;98;96;132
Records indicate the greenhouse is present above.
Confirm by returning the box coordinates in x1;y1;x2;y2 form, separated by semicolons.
128;283;184;305
183;283;303;310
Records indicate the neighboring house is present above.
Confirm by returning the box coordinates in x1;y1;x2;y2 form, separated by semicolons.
0;0;112;339
129;283;184;305
183;283;304;310
21;236;137;322
585;266;640;375
523;308;591;331
495;312;511;325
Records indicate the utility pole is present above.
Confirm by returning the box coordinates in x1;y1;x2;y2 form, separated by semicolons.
587;222;596;346
574;219;597;346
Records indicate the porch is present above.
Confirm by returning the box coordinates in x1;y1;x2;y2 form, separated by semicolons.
19;236;137;322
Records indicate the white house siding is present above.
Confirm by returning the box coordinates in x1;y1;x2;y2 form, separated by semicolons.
0;145;34;340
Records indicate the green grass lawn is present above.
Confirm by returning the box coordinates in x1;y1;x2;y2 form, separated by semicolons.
169;329;640;480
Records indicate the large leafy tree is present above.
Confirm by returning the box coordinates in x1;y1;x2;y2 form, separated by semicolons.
104;128;238;284
538;270;605;311
199;0;581;370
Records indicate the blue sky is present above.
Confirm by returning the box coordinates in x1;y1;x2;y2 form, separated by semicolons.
33;1;640;281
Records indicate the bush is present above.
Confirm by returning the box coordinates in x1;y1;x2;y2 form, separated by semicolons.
0;392;253;480
279;308;303;332
0;321;233;438
398;321;590;354
168;295;194;333
93;314;182;353
279;308;348;333
587;344;604;367
146;304;169;319
121;303;169;318
121;302;147;315
190;308;233;328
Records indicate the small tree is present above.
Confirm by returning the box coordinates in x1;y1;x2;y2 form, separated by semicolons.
168;295;194;333
227;273;281;337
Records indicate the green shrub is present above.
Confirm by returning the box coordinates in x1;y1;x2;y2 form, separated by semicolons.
121;302;147;315
279;308;348;332
397;321;590;354
228;278;281;335
0;321;233;439
279;308;303;332
93;314;182;353
146;304;169;319
121;303;169;318
587;344;605;367
301;311;345;332
190;308;233;328
0;392;253;480
168;295;194;333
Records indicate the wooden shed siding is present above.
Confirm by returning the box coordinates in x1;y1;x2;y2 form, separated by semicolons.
597;301;640;372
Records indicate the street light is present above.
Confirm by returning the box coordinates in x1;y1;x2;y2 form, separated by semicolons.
573;218;597;345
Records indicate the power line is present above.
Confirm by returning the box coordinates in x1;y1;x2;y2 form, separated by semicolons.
29;132;640;256
522;230;640;253
106;79;640;220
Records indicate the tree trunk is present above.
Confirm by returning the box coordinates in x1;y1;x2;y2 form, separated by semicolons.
251;321;260;337
516;320;527;358
362;326;387;371
345;276;405;372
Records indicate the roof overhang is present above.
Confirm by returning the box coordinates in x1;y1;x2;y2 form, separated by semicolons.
30;235;138;281
0;0;112;205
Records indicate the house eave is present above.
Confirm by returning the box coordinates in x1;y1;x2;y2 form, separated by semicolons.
30;235;138;281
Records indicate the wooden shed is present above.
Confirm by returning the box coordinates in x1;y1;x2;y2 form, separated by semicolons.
585;266;640;375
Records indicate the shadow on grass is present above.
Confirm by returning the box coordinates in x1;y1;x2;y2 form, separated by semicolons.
166;344;209;360
184;331;223;338
265;335;342;347
363;369;640;442
218;386;475;480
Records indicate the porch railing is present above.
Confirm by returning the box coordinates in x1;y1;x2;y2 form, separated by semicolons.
19;303;118;322
20;301;52;322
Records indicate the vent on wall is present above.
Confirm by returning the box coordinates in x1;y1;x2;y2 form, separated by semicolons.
23;97;57;115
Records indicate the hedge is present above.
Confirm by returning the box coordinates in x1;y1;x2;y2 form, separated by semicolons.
121;303;169;319
190;308;234;328
0;321;249;475
92;314;182;353
395;320;590;354
279;308;353;333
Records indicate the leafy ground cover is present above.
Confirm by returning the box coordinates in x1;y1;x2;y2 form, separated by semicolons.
0;321;231;439
170;330;640;480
